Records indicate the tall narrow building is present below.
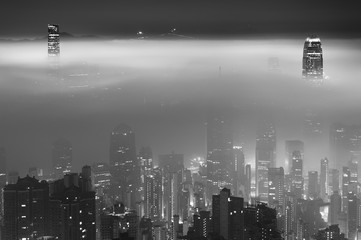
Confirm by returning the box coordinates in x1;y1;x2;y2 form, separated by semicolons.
212;188;244;240
308;171;319;199
48;24;60;57
109;124;140;209
291;151;304;199
319;158;329;200
302;35;323;85
342;167;350;213
52;138;72;180
206;107;234;200
256;121;276;203
285;140;304;173
268;167;285;214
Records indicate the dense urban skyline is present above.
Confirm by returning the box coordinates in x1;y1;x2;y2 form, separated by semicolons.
1;1;361;239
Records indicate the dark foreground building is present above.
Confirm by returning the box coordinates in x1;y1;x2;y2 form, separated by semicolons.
3;176;50;239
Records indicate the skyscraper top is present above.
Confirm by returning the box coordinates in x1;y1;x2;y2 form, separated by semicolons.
302;35;323;84
112;123;133;135
305;35;321;43
48;24;60;57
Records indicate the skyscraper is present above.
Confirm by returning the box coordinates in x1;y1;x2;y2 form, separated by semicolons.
255;121;276;203
139;146;153;177
109;123;140;209
245;164;252;203
329;191;341;225
144;167;162;220
212;188;244;240
330;123;361;170
347;192;358;240
158;152;184;222
329;168;340;193
342;167;350;213
320;158;329;200
52;138;72;179
291;151;304;199
285;140;304;173
233;146;245;197
206;108;234;200
268;167;285;214
308;171;319;199
48;24;60;57
0;147;6;219
302;35;323;84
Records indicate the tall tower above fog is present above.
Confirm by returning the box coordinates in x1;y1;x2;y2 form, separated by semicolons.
48;24;60;57
302;35;323;85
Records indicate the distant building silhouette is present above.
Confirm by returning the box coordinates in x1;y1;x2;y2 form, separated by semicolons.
285;140;304;173
52;138;72;179
308;171;319;199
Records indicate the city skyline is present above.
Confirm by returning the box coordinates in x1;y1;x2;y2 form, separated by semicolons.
1;2;361;239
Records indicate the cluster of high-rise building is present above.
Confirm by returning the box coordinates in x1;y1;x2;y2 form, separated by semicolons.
1;28;356;240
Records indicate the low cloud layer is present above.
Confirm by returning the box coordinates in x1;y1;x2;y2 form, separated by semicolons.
1;38;361;174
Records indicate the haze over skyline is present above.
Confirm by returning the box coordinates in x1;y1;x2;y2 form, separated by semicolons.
1;37;361;174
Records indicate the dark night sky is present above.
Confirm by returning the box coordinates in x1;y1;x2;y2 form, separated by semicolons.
1;1;360;38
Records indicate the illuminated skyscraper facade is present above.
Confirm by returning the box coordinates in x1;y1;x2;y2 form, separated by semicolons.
268;167;285;214
291;151;304;199
255;121;276;203
109;124;140;209
302;35;323;84
206;108;234;200
48;24;60;57
52;138;72;179
319;158;329;200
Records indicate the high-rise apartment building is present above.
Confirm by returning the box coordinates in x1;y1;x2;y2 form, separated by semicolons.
3;176;50;240
256;121;276;203
212;188;244;240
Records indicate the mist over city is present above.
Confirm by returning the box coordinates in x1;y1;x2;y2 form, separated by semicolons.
1;1;361;240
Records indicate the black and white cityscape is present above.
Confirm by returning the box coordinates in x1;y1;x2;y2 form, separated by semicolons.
1;1;361;240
